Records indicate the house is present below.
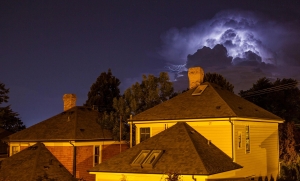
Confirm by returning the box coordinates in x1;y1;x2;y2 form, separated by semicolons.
5;94;128;181
0;142;76;181
89;67;284;181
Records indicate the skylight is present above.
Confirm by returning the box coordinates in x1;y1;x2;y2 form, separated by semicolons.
131;150;164;168
192;85;208;96
131;150;151;167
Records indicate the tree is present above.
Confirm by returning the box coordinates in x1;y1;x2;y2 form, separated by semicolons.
112;72;175;142
204;72;234;93
239;77;300;165
117;72;174;117
85;69;121;112
0;82;26;132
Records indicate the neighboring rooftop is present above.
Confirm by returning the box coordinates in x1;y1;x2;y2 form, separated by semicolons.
0;142;76;180
131;82;283;121
89;122;242;175
7;106;112;142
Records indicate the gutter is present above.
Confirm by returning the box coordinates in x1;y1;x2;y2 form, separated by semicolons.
69;141;76;178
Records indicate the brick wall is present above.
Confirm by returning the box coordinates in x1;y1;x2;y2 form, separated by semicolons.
47;146;74;174
76;146;94;181
102;144;129;162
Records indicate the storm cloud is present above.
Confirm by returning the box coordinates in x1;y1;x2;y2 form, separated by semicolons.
160;10;300;92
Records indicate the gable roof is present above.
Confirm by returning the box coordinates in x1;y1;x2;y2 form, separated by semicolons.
89;122;242;175
0;142;76;180
132;82;283;121
7;106;112;142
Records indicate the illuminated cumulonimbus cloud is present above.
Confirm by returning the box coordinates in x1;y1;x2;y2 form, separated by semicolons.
160;10;297;72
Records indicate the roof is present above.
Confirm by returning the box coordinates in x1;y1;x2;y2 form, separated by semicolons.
132;82;283;121
8;106;112;142
0;142;76;180
89;122;242;175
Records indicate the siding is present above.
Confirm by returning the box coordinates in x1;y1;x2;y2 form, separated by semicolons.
234;122;279;178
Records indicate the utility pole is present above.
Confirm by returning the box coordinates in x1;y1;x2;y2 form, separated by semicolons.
120;116;122;153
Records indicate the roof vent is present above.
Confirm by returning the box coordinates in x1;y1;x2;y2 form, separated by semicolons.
216;106;221;109
207;140;211;145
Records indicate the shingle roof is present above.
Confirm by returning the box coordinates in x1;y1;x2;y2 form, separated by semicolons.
8;106;112;141
0;142;76;181
132;82;283;121
89;122;242;175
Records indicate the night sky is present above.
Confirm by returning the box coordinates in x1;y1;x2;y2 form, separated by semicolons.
1;1;300;127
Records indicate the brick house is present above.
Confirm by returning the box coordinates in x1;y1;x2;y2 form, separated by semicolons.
5;94;128;181
89;67;283;181
0;142;76;180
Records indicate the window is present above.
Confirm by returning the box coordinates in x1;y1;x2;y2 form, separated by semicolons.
245;126;250;153
131;150;151;167
94;146;100;166
140;128;150;142
131;150;164;168
238;131;242;149
12;146;19;155
142;150;163;168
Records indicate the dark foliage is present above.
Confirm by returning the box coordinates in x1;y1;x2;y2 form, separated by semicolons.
204;72;234;93
85;69;121;113
0;82;26;133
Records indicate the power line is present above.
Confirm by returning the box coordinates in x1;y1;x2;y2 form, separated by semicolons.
240;81;298;98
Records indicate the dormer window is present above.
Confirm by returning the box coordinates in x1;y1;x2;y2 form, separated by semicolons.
131;150;164;168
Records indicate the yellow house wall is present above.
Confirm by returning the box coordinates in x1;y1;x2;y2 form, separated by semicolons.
233;121;279;179
135;121;232;158
91;172;208;181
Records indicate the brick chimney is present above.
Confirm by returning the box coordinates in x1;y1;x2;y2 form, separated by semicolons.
63;94;76;111
188;67;204;89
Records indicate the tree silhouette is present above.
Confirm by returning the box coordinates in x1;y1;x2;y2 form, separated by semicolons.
0;82;26;132
204;72;234;93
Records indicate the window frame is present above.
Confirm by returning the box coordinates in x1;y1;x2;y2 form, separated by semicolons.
140;127;150;143
11;146;19;156
245;125;250;153
94;145;100;166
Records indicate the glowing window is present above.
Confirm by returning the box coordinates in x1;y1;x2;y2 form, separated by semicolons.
245;126;250;153
142;150;163;168
238;131;242;149
140;128;150;142
12;146;19;155
131;150;151;167
94;146;100;166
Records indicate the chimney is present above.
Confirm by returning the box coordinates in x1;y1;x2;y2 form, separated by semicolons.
188;67;204;89
63;94;77;111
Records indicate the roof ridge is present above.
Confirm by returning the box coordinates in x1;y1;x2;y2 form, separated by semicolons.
181;122;209;174
207;82;237;117
29;142;41;180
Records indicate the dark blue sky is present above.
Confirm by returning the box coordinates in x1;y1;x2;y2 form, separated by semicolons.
1;0;300;127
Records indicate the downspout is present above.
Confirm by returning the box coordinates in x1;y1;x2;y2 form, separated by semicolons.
192;175;197;181
229;117;235;162
69;141;76;178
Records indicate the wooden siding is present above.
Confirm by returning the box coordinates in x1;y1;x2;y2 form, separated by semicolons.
135;121;232;157
234;122;279;179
